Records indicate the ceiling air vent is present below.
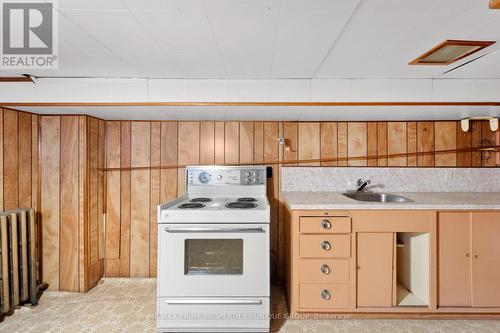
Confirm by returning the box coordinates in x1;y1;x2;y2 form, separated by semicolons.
409;40;495;65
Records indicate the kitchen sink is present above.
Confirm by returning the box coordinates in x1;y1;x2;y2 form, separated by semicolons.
342;192;413;203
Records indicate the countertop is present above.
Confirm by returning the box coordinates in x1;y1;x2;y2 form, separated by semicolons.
282;191;500;210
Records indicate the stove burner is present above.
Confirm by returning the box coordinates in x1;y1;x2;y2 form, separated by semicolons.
237;197;257;202
189;197;212;203
226;202;258;209
178;203;205;209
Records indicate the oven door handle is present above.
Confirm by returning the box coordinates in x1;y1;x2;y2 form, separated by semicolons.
163;227;265;233
164;298;263;305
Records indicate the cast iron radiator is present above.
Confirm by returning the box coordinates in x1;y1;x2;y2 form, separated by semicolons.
0;208;48;322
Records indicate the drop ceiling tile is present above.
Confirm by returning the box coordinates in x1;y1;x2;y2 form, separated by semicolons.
31;48;140;78
122;0;204;10
432;79;476;101
55;0;127;10
131;10;216;50
62;10;158;50
432;79;500;102
282;0;359;10
269;79;310;102
148;79;189;102
466;15;500;41
106;79;148;101
272;7;355;77
130;10;225;77
121;48;225;78
204;0;280;77
111;48;184;77
311;79;432;102
189;79;230;101
0;78;110;102
58;13;104;49
204;0;279;10
469;79;500;101
229;80;269;101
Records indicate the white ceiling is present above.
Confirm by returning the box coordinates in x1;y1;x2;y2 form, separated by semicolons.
11;104;500;121
1;0;499;79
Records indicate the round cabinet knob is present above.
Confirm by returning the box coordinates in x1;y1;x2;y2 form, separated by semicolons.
321;289;331;300
320;241;331;251
474;254;479;259
320;264;330;275
466;253;470;258
321;219;332;230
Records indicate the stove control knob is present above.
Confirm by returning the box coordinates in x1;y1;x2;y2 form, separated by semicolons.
198;172;211;184
245;172;250;177
246;178;251;184
217;175;223;180
253;172;259;177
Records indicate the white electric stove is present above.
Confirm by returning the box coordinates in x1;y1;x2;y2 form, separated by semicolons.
157;165;270;333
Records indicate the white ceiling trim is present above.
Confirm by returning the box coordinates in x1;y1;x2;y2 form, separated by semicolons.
0;78;499;104
5;105;500;122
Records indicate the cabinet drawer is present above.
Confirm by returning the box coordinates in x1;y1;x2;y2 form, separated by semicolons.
299;235;351;258
300;217;351;234
298;259;349;283
299;283;349;310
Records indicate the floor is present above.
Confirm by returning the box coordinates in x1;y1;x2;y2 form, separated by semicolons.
2;279;500;333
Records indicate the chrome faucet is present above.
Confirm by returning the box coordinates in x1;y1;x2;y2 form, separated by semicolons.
356;178;371;192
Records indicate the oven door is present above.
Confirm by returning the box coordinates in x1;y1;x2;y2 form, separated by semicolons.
158;223;269;297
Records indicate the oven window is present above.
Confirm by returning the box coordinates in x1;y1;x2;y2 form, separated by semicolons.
184;239;243;275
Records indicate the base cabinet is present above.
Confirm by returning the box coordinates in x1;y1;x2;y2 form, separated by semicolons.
286;208;500;315
356;233;393;307
471;212;500;307
438;212;500;308
438;212;472;307
299;283;349;310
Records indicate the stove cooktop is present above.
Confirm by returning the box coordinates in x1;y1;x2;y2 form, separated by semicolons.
174;197;264;210
189;197;212;203
225;201;258;209
178;202;206;209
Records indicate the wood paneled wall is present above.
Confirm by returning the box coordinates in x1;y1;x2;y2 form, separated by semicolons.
103;121;284;280
0;108;39;212
40;115;105;292
102;120;499;283
2;109;497;291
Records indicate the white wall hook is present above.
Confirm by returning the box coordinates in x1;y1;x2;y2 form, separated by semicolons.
461;117;499;132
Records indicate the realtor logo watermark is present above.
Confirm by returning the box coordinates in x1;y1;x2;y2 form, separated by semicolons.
1;0;58;69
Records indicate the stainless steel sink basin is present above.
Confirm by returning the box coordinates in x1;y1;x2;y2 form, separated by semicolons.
342;192;413;203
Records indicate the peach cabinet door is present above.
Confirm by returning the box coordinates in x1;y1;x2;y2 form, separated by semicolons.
438;212;472;307
356;232;393;307
471;212;500;307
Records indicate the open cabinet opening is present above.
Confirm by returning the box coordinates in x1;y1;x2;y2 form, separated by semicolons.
395;232;430;307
